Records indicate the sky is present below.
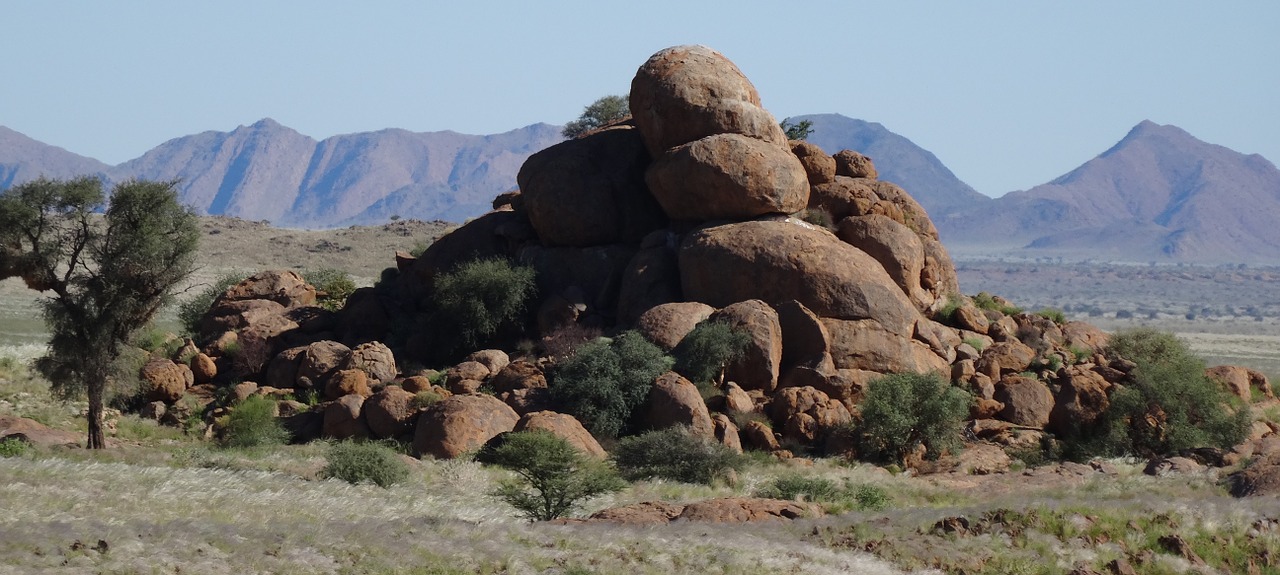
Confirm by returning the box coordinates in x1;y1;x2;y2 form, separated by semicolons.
2;2;1277;197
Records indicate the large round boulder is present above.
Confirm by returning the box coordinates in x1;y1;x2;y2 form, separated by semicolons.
646;372;715;439
837;214;931;310
790;140;836;185
139;358;193;403
635;301;715;351
679;219;921;337
516;123;666;247
994;375;1054;428
615;231;683;325
822;318;949;374
514;411;607;459
708;300;783;393
297;340;352;389
344;341;397;383
645;133;809;221
217;270;317;308
363;386;419;440
629;45;787;157
413;394;519;459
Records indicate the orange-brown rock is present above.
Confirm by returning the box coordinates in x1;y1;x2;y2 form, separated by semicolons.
635;301;717;351
629;45;787;157
722;382;755;415
588;501;686;525
647;372;715;439
675;497;818;523
1206;365;1256;403
790;140;836;185
499;387;553;415
298;340;352;389
995;375;1054;428
400;375;434;394
616;230;683;325
977;340;1037;376
680;219;921;336
775;300;830;368
515;411;606;459
324;369;371;400
364;386;419;439
232;381;258;403
783;412;818;445
465;349;510;375
265;346;306;389
139;358;193;403
516;123;665;247
1048;366;1113;435
217;270;316;308
953;304;991;335
345;341;397;383
413;394;519;459
837;214;931;310
489;360;546;394
833;150;877;180
740;420;780;451
711;413;743;453
823;318;949;374
0;415;82;447
1229;452;1280;497
646;133;809;221
768;385;829;428
1061;321;1109;354
190;352;217;384
445;361;491;392
322;394;368;440
709;300;783;393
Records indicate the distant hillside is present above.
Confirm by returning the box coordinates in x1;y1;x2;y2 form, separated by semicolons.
0;126;111;189
112;119;565;226
791;113;990;214
938;121;1280;264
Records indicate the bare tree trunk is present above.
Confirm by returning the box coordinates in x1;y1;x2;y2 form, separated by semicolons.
86;377;106;449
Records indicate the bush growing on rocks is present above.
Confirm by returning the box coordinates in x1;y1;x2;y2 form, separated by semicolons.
179;272;247;339
322;441;411;488
855;373;970;465
304;268;357;312
549;331;673;439
480;429;626;521
612;426;746;485
221;395;288;448
1065;329;1250;458
755;474;891;513
672;320;751;384
433;257;537;352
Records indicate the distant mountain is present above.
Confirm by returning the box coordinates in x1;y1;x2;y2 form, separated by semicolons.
938;121;1280;264
0;126;111;189
112;119;565;226
790;114;990;214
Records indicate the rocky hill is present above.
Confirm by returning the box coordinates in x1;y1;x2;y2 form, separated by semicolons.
937;121;1280;264
791;113;990;214
0;126;110;188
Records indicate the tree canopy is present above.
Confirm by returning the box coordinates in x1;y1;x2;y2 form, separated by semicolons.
562;95;629;139
0;176;199;448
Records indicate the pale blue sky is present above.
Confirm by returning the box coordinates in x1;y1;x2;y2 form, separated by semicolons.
2;2;1276;197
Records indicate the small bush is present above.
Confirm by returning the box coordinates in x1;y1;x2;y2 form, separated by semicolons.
304;268;357;312
798;208;834;229
672;320;751;384
935;295;963;324
433;257;536;351
612;426;746;485
961;337;987;352
549;331;673;439
322;441;411;488
412;390;444;409
856;373;970;465
179;273;247;339
1064;329;1250;458
480;430;626;521
972;292;1022;316
221;395;288;448
1035;307;1067;324
0;437;32;458
754;474;891;512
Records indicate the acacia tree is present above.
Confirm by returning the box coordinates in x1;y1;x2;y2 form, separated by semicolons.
562;94;629;138
0;176;199;448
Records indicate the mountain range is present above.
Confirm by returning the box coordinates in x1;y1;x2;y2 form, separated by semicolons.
2;115;1277;263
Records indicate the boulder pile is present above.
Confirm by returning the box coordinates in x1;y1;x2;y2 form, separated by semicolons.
155;45;1274;469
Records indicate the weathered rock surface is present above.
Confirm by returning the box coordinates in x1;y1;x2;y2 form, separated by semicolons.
363;386;419;439
994;375;1054;428
629;44;787;157
139;359;193;403
709;300;783;393
647;372;715;439
646;133;809;221
635;301;715;351
514;411;606;459
823;318;948;374
680;219;920;336
833;150;878;180
322;394;368;440
836;214;931;310
413;394;518;459
676;497;818;523
790;140;836;185
345;341;397;383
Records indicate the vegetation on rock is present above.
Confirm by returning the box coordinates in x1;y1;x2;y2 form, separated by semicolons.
561;95;629;139
672;320;751;384
548;331;672;439
220;395;288;448
480;429;625;521
855;373;971;465
432;257;537;353
612;426;746;485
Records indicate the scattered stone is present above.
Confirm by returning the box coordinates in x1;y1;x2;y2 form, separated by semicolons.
413;394;518;459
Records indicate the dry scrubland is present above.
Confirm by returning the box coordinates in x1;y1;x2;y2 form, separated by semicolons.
3;219;1280;573
3;360;1280;575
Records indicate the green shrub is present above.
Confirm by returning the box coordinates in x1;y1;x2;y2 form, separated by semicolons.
856;373;970;465
322;441;411;488
1035;307;1067;324
304;268;357;312
1064;329;1250;458
221;395;288;448
961;337;987;352
754;474;891;512
179;273;247;339
935;295;963;324
412;390;444;409
972;292;1022;316
612;426;746;485
0;437;32;458
480;430;626;521
433;257;536;351
798;208;834;229
672;320;751;384
549;331;673;439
